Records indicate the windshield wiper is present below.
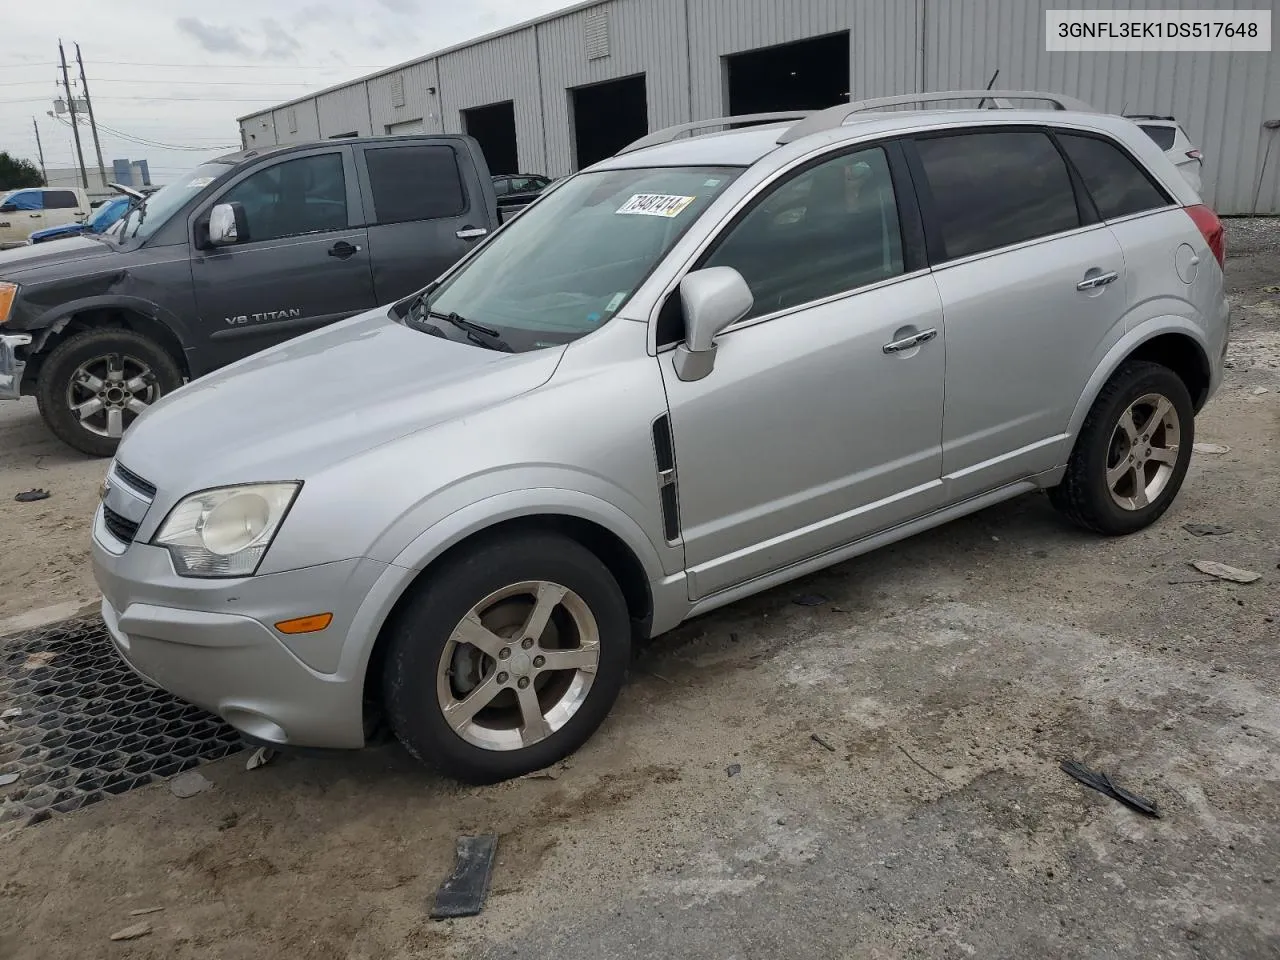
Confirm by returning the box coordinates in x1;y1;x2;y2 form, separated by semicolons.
427;310;513;353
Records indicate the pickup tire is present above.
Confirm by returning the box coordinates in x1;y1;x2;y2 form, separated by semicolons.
382;532;631;784
1049;361;1194;535
35;328;183;458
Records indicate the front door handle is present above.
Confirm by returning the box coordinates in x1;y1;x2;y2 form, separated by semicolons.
29;213;41;219
328;240;360;259
1076;270;1118;291
882;328;938;354
456;226;488;240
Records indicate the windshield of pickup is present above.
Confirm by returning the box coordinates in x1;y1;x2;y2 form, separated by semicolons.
422;166;741;351
117;160;233;241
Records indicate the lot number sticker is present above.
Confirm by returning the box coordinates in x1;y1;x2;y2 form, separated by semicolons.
617;194;696;218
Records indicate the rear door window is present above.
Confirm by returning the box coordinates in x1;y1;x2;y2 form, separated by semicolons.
913;130;1080;261
1138;124;1177;150
1056;132;1173;221
365;144;466;224
45;190;80;209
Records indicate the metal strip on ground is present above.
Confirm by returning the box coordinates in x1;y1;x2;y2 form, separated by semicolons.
0;616;241;827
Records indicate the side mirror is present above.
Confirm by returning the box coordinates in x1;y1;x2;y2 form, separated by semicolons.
673;267;753;382
207;201;249;247
0;204;16;214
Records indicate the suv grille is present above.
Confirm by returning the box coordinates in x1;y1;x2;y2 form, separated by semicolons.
114;463;157;498
102;505;140;544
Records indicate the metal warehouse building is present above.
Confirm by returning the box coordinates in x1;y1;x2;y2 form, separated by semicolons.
239;0;1280;214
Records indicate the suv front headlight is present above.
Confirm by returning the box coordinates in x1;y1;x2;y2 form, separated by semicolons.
152;482;300;578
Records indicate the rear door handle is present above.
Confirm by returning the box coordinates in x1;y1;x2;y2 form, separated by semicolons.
328;240;360;259
882;328;938;354
1076;270;1118;290
456;226;488;240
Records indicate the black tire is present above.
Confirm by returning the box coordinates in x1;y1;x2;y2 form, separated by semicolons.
382;532;631;784
35;328;183;458
1049;361;1195;535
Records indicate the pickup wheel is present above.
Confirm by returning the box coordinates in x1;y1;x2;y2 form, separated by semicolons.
35;329;183;458
1049;361;1194;535
382;532;631;784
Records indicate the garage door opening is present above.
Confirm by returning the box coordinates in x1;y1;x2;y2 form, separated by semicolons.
726;32;851;116
570;73;648;169
461;101;518;176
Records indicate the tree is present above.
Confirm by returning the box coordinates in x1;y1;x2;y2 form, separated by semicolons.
0;152;45;190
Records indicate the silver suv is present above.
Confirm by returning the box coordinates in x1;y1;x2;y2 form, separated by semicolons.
92;91;1229;783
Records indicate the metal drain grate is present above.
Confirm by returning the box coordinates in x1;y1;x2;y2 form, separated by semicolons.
1;616;242;827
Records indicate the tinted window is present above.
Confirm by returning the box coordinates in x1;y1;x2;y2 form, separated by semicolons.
366;145;466;224
1139;124;1176;150
221;153;347;242
704;146;905;319
1058;133;1172;221
45;190;80;209
3;191;42;210
915;131;1079;261
493;178;510;196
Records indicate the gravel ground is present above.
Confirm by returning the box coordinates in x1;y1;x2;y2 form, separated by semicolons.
0;222;1277;959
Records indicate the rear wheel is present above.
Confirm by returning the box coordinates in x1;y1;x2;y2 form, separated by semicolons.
35;328;183;458
1049;361;1194;535
381;532;631;783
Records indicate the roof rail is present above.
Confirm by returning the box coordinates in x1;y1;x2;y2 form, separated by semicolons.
618;111;812;155
776;90;1097;144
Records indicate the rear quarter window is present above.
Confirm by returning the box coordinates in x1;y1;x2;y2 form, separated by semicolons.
1056;132;1172;221
1138;124;1177;150
365;145;466;224
913;130;1080;262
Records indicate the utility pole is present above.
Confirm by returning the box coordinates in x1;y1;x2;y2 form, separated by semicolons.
76;42;107;189
32;117;48;185
57;39;89;189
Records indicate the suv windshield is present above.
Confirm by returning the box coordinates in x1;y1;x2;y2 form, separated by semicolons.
422;166;741;352
117;160;234;241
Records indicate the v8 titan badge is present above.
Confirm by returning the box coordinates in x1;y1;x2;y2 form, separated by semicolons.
616;194;696;218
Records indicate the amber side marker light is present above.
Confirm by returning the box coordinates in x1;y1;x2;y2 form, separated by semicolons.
275;613;334;634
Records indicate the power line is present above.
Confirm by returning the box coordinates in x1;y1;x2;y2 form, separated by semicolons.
0;77;322;87
0;60;388;70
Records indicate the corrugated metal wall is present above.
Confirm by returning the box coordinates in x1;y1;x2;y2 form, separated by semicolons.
368;60;444;136
537;0;691;173
924;0;1280;213
238;0;1279;212
438;28;547;173
687;0;921;117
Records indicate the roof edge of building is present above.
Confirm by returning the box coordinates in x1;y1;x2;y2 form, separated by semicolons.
237;0;604;123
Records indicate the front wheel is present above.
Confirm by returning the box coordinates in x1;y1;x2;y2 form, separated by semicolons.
382;532;631;784
35;328;183;458
1049;360;1195;535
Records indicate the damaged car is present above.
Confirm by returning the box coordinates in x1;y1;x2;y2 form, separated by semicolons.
0;134;502;456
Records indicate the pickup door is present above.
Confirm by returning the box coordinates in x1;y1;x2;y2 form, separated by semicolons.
0;190;46;246
353;137;495;303
189;143;376;370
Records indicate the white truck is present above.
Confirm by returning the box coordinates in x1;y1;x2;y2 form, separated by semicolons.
0;186;91;248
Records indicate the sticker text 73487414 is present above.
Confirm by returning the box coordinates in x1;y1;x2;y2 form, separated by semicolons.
616;194;697;218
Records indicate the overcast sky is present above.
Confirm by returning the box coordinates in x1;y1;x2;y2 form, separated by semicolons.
0;0;572;185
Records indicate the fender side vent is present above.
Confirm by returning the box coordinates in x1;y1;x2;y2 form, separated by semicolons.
651;414;680;542
651;415;675;473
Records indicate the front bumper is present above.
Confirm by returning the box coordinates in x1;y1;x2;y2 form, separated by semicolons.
0;332;32;400
92;517;390;749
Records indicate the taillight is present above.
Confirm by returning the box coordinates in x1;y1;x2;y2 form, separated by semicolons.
1185;149;1203;161
1185;204;1225;270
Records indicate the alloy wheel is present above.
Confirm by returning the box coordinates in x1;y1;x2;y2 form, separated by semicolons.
1106;392;1181;511
65;353;160;439
435;581;601;751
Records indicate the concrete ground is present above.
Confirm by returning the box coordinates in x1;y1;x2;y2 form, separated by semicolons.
1;222;1278;959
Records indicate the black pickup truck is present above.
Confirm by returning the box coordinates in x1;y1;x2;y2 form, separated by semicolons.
0;134;502;456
